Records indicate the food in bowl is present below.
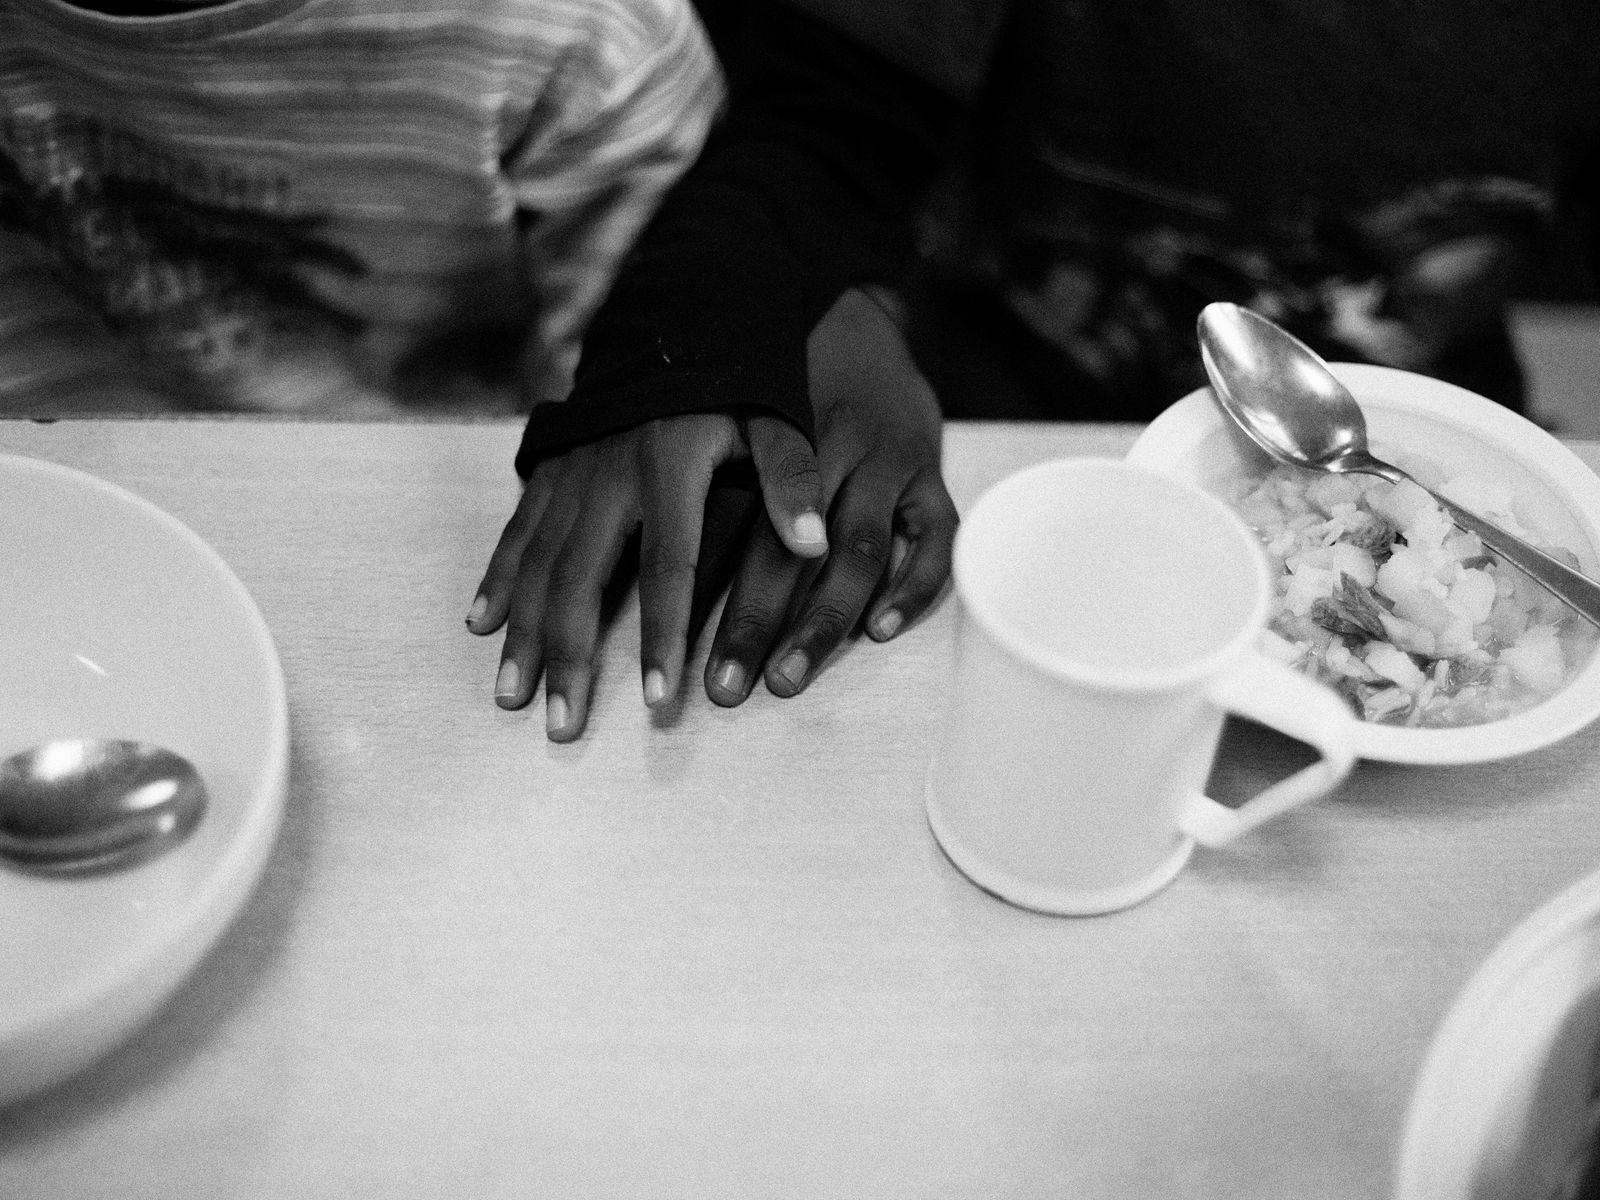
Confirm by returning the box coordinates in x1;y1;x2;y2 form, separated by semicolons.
1126;363;1600;762
1227;457;1599;728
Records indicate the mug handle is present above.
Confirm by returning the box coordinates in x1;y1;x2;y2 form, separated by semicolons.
1178;651;1357;848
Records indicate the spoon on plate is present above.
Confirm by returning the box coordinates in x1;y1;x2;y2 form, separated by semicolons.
0;738;207;873
1196;301;1600;632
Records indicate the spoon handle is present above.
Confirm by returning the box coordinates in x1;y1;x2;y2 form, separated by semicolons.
1422;483;1600;632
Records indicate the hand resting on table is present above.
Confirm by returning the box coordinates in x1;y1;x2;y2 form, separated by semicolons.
466;286;957;740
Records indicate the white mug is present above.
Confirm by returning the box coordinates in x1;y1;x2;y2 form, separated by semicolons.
926;457;1356;915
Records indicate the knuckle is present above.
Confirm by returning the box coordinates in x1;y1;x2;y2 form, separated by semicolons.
638;593;689;646
541;648;589;674
768;446;819;490
718;606;779;654
801;602;853;646
544;549;593;598
518;522;566;575
839;522;891;577
637;540;697;587
723;607;775;641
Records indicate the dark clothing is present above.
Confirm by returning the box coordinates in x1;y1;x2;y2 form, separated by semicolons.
515;0;1600;476
925;0;1600;419
515;2;958;470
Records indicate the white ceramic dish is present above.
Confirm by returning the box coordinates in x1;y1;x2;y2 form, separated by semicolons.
1127;363;1600;764
0;454;288;1108
1395;865;1600;1200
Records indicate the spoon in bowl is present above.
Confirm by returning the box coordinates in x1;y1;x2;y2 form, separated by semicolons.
1196;301;1600;631
0;738;207;874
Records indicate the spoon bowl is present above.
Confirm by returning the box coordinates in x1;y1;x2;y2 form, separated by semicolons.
0;738;206;873
1198;303;1372;473
1197;302;1600;631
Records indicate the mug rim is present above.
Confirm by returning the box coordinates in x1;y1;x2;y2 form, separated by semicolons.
953;457;1272;693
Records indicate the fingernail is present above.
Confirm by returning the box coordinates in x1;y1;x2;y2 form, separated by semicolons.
465;595;488;627
874;609;903;639
644;668;668;706
494;660;519;702
792;511;827;548
889;534;910;576
775;649;809;691
546;693;570;735
714;659;746;697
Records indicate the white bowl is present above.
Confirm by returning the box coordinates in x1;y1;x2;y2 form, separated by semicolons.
1395;865;1600;1200
1127;363;1600;764
0;454;289;1108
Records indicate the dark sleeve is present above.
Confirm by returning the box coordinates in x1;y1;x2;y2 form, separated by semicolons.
513;0;961;476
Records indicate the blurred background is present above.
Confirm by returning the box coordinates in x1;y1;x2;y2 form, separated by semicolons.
1515;301;1600;438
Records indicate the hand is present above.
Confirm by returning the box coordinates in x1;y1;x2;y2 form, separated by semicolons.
467;411;828;740
702;286;958;705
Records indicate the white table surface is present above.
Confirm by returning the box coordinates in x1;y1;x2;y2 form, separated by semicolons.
2;416;1598;1200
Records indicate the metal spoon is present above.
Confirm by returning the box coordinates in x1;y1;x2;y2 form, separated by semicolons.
1197;301;1600;631
0;739;206;873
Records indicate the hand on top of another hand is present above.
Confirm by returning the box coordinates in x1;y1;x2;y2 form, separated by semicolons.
466;409;825;741
466;285;957;739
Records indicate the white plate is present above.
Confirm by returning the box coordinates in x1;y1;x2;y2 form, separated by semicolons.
1395;865;1600;1200
1127;363;1600;763
0;454;288;1107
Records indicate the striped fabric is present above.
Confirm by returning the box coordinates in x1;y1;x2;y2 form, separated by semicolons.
0;0;723;414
